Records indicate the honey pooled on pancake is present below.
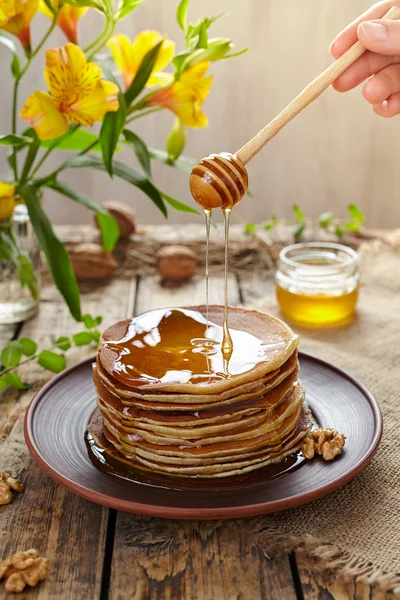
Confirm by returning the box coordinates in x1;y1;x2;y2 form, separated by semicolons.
88;306;311;479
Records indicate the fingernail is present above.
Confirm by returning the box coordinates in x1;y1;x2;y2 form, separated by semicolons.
359;22;389;41
382;99;389;112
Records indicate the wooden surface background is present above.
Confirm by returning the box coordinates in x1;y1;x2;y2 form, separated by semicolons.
1;0;400;229
0;245;392;599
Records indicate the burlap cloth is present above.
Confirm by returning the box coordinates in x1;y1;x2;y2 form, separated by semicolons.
250;237;400;595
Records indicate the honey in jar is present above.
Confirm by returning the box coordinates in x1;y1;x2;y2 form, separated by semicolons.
275;242;360;327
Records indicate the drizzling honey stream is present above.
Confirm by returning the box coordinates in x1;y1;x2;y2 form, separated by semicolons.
190;152;249;364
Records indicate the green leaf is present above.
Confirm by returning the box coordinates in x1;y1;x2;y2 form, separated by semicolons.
1;341;22;368
245;223;256;234
56;336;71;351
176;0;190;31
165;119;186;162
335;224;344;238
73;331;93;346
20;134;40;182
0;134;32;147
196;21;208;49
293;204;305;223
100;93;126;177
125;40;163;107
0;377;8;391
19;338;37;356
40;129;101;152
161;193;200;215
82;314;96;329
148;148;197;174
348;204;365;224
91;330;101;343
2;372;29;390
293;223;305;241
47;181;119;252
123;130;152;178
318;212;333;229
345;221;361;232
22;185;81;321
64;155;168;217
264;216;278;231
95;315;102;325
18;254;39;300
11;53;20;77
115;0;142;20
38;350;66;373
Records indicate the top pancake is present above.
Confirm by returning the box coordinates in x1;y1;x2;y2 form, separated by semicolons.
98;305;299;395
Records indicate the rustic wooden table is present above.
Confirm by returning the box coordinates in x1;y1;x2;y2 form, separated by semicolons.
0;226;388;600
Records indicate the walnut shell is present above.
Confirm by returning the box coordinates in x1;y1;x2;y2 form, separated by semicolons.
69;243;119;280
95;201;136;238
156;245;197;282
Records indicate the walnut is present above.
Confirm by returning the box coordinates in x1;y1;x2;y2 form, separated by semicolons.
95;200;136;238
0;481;12;505
0;549;49;593
1;472;24;492
301;428;346;461
156;245;197;282
69;243;119;280
0;473;24;505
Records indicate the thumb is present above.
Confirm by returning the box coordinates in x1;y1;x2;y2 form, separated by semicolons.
357;18;400;54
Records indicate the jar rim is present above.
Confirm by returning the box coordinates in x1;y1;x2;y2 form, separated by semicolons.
279;242;358;270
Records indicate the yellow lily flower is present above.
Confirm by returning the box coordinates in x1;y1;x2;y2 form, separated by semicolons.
146;62;212;128
0;182;17;221
39;0;87;44
108;30;175;89
0;0;38;52
20;43;119;140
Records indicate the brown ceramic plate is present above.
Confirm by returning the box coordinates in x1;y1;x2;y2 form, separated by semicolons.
24;353;382;519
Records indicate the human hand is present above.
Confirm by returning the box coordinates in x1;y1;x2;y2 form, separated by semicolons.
331;1;400;117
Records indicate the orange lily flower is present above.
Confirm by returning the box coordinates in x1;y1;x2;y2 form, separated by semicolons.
108;30;175;89
39;0;87;44
0;182;17;221
146;62;212;128
0;0;38;52
20;43;119;140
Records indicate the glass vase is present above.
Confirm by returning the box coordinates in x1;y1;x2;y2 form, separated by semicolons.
0;205;40;324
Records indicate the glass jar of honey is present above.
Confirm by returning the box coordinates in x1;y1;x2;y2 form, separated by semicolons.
275;242;360;327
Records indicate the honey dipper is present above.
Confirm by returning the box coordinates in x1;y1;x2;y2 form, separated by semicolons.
190;5;400;210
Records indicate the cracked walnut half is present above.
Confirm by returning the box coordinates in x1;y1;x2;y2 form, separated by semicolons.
301;428;346;461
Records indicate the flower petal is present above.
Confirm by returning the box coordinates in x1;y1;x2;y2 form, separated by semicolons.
1;0;37;32
108;34;136;89
67;80;119;126
147;62;212;128
147;71;174;87
20;90;69;140
0;182;16;199
45;43;101;102
57;4;87;44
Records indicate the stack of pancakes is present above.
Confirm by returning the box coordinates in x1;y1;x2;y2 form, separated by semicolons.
90;306;311;478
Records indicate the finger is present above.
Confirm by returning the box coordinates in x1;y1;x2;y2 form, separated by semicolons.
373;91;400;115
330;0;398;58
332;51;396;91
362;63;400;103
358;18;400;55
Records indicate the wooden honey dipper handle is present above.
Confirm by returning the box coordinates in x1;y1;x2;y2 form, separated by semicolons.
236;5;400;166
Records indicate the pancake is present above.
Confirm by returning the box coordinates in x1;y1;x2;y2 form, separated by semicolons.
98;306;299;395
89;305;310;479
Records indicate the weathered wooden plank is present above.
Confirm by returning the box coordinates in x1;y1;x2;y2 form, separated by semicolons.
109;276;298;600
0;277;136;599
298;561;390;600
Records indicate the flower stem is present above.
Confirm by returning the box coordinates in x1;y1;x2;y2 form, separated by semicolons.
126;107;162;123
11;78;20;179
